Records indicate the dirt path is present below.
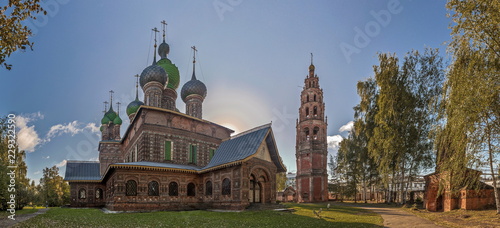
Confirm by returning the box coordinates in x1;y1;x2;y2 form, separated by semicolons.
337;203;444;228
0;208;50;228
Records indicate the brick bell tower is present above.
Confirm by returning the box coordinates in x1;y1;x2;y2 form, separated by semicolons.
295;54;329;202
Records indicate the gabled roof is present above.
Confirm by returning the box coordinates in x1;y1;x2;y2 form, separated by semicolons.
64;161;101;181
203;123;286;172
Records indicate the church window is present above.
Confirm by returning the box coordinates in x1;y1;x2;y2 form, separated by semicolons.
306;95;309;102
209;149;215;160
313;106;318;116
313;127;319;140
222;178;231;195
305;107;309;117
187;183;196;196
314;94;317;101
206;181;213;196
305;128;310;141
126;180;137;196
169;182;178;196
79;188;86;199
164;141;172;161
189;144;197;164
148;181;159;196
95;188;102;199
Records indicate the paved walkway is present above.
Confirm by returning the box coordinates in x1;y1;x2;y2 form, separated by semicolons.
0;208;50;227
338;203;444;228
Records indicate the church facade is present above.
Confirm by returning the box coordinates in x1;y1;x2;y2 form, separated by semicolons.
64;25;286;211
295;58;329;202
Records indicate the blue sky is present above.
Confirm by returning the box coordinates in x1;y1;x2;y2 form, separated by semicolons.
1;0;451;183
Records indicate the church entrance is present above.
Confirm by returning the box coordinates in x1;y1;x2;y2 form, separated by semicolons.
249;175;261;203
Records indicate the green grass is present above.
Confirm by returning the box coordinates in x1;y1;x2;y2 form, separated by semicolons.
13;203;383;228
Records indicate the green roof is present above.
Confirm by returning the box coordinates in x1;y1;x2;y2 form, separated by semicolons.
157;58;180;90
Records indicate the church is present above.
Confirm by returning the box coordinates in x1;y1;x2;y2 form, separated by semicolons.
64;23;286;211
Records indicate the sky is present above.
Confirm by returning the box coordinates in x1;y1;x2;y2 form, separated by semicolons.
1;0;452;183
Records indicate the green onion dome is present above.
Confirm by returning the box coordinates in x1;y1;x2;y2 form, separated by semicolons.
100;125;104;132
113;114;122;125
126;98;144;116
139;64;168;88
101;116;110;125
157;58;180;90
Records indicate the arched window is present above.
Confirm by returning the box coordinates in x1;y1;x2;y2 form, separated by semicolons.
305;107;309;117
205;181;213;196
95;188;102;199
222;178;231;195
169;182;178;196
305;128;310;141
148;181;159;196
314;94;317;101
313;106;318;116
306;95;309;102
187;183;196;196
79;188;86;199
313;127;319;140
126;180;137;196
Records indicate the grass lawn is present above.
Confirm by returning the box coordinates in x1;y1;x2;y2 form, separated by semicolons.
13;203;383;228
403;206;500;228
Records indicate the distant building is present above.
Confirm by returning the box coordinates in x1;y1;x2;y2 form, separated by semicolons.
64;24;286;211
285;172;296;189
295;55;329;202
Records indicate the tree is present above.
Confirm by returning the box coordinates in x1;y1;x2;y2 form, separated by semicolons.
39;166;70;207
369;49;444;204
443;0;500;213
0;0;45;70
0;116;31;210
276;164;288;191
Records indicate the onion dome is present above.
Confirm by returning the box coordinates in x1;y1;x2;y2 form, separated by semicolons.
126;98;144;116
100;125;104;132
309;64;315;71
113;114;123;125
181;76;207;102
101;115;110;125
157;57;180;90
158;42;170;58
139;64;168;88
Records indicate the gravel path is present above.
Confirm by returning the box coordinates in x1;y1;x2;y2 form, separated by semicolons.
0;208;50;228
338;203;444;228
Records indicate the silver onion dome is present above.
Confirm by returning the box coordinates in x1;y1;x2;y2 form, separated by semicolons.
139;64;168;88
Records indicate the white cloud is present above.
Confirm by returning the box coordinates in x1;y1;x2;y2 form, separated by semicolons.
339;121;354;133
327;135;343;150
34;171;41;175
43;156;50;159
84;123;100;133
56;159;67;168
13;112;101;153
15;113;44;153
45;121;100;143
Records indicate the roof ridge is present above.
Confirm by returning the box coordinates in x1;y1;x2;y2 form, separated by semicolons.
66;160;99;163
231;123;271;139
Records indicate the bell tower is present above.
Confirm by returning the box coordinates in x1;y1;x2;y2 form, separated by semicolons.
295;54;329;202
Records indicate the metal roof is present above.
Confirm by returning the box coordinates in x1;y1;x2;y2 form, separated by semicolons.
204;124;270;170
64;161;101;181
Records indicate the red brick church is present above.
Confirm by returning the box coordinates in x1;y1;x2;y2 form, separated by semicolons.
64;23;286;211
